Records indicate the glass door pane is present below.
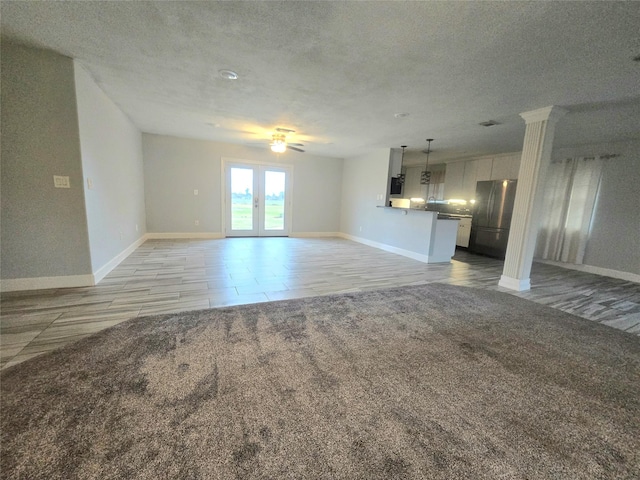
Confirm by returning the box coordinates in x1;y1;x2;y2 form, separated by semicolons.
225;162;290;237
263;170;286;231
230;167;255;232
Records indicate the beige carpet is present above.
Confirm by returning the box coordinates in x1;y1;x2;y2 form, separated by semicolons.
1;283;639;479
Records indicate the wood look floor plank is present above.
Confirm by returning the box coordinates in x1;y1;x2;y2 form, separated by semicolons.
1;237;638;369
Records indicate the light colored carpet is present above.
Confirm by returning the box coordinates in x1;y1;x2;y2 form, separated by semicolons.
1;283;639;479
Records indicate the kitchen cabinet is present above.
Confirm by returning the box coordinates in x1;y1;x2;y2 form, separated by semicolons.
444;153;521;201
461;160;478;201
456;217;472;247
444;160;479;201
389;149;403;176
490;154;521;180
443;161;465;199
402;166;424;200
476;158;493;182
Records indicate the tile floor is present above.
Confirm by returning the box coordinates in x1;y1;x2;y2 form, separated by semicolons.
2;237;639;369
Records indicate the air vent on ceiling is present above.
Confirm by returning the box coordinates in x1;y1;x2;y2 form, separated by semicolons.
479;120;500;127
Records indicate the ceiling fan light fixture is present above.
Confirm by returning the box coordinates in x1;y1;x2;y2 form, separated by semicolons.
270;142;286;153
270;132;287;153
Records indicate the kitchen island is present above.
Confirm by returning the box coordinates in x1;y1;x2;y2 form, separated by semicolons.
344;207;459;263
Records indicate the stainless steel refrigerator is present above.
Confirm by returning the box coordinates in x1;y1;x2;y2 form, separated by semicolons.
468;180;517;259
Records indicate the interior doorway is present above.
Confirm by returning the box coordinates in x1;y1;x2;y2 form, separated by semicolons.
224;161;292;237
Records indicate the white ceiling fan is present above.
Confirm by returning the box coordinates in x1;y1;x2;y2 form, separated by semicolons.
269;127;305;153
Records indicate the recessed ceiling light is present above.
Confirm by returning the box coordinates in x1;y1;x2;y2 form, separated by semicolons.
219;69;238;80
394;113;410;118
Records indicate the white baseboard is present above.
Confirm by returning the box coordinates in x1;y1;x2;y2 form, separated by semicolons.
0;235;150;293
535;259;640;284
339;233;432;264
289;232;342;238
498;275;531;291
145;232;225;240
92;235;148;284
0;274;95;293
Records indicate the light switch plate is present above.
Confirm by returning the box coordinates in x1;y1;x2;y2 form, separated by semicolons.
87;178;93;189
54;175;70;188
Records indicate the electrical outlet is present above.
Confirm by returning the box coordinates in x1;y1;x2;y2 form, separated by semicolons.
53;175;70;188
195;220;199;226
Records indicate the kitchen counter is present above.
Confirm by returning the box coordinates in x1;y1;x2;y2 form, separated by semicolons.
370;207;458;263
436;214;473;248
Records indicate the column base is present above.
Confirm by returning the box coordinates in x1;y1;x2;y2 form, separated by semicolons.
498;275;531;291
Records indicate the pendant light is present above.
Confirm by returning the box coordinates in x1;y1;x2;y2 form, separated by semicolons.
420;138;434;185
397;145;407;184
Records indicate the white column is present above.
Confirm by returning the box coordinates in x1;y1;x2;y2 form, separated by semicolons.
499;106;567;291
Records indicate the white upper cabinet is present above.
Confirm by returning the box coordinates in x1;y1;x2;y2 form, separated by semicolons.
476;158;493;181
444;153;522;201
402;166;425;200
389;149;403;176
462;160;478;200
490;154;521;180
443;161;465;199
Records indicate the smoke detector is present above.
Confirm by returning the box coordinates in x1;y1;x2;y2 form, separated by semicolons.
219;69;239;80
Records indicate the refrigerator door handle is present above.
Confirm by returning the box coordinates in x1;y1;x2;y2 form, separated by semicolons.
487;184;495;224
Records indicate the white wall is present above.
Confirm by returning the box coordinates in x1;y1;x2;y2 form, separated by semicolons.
553;140;640;276
340;149;391;239
75;64;147;276
1;43;92;283
340;149;456;262
142;134;343;235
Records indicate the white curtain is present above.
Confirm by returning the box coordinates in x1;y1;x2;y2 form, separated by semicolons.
536;156;604;264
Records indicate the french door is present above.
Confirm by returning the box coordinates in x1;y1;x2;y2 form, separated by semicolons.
225;162;291;237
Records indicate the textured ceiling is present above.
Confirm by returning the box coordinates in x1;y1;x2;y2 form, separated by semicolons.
1;1;639;163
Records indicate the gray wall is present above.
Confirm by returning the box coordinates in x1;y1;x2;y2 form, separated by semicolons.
340;148;452;260
542;140;640;277
1;43;92;279
582;141;640;275
340;149;393;241
142;134;343;234
75;64;147;272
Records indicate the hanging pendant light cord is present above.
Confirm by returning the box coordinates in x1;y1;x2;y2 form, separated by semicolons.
399;146;407;183
421;139;433;185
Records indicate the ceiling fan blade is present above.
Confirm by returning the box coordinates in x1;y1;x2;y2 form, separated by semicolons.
275;127;295;134
288;146;305;153
288;143;304;147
